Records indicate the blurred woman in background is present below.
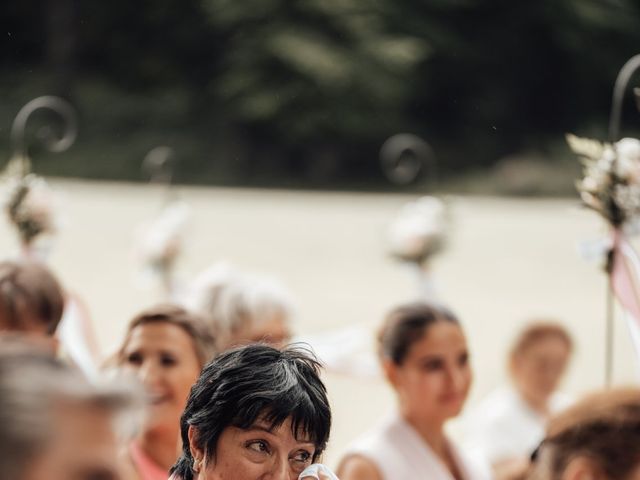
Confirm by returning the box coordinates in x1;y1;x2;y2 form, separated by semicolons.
465;322;573;480
528;387;640;480
114;304;215;480
183;263;293;350
337;302;490;480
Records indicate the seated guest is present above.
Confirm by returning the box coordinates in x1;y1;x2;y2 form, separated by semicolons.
528;387;640;480
465;322;573;480
337;302;491;480
0;259;64;353
113;304;216;480
0;339;131;480
183;263;293;350
169;344;332;480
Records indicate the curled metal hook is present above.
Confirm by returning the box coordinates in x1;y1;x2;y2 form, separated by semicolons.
380;133;436;186
10;96;78;175
608;54;640;144
143;146;175;186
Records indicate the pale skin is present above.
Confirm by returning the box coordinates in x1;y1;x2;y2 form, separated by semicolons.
223;313;291;351
22;401;121;480
120;322;203;476
494;336;571;480
337;321;472;480
188;418;329;480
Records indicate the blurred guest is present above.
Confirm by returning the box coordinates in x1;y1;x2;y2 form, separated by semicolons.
528;387;640;480
169;344;332;480
465;322;573;480
337;302;491;480
0;339;132;480
183;263;293;350
114;304;215;480
0;259;64;353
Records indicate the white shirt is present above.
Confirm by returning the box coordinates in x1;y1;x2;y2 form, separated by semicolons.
340;413;492;480
464;386;573;465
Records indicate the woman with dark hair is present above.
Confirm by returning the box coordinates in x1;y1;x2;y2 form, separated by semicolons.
114;304;216;480
528;387;640;480
337;302;490;480
169;344;333;480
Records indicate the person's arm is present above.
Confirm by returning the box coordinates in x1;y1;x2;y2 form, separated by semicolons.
336;455;383;480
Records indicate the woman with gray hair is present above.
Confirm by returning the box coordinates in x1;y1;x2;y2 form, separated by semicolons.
183;263;294;350
0;339;133;480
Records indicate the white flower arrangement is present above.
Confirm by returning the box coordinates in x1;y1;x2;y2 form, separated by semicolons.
387;196;448;265
1;156;59;247
134;201;191;290
568;134;640;227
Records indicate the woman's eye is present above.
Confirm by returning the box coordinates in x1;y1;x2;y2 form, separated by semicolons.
291;450;312;464
160;354;177;366
422;359;443;371
126;352;142;365
458;353;469;367
247;440;270;454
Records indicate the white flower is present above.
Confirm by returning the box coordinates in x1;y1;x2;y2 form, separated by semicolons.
136;201;191;269
2;174;59;245
615;137;640;183
387;196;447;264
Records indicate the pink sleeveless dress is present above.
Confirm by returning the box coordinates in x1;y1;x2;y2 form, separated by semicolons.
129;442;169;480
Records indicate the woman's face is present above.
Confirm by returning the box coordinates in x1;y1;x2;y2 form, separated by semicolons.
121;322;202;434
386;321;471;425
192;417;317;480
512;336;570;407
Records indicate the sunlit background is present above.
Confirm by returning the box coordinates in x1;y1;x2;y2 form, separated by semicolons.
3;0;640;465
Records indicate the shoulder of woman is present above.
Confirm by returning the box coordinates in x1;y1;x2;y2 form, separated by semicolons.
336;454;383;480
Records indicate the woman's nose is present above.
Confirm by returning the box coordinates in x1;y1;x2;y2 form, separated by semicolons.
447;366;466;389
138;360;161;385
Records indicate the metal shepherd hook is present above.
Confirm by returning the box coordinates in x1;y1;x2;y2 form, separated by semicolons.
604;54;640;386
9;95;78;176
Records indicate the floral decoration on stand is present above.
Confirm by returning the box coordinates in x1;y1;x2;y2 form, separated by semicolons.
134;146;189;298
1;96;76;259
569;134;640;230
2;161;59;254
567;54;640;385
134;200;191;297
387;196;448;301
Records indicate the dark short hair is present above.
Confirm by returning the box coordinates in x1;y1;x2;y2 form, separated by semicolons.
531;388;640;479
170;344;331;480
0;260;65;335
378;302;459;365
116;304;216;367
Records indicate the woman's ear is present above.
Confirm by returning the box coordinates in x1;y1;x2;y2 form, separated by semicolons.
188;425;204;465
381;358;399;388
561;456;605;480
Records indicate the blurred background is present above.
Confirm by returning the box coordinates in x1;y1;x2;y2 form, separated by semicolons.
3;0;640;465
2;0;640;193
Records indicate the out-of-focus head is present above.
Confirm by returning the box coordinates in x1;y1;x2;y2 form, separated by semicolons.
530;388;640;480
183;263;294;350
0;260;64;351
170;344;331;480
115;304;215;437
0;339;132;480
378;302;471;425
509;322;572;407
